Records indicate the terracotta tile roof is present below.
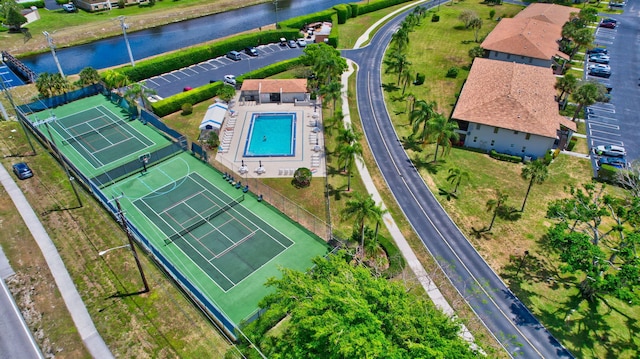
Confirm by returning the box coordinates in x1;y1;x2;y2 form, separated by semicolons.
481;18;568;60
514;3;577;26
240;79;308;93
452;58;576;138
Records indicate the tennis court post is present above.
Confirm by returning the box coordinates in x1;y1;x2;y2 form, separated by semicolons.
114;195;150;293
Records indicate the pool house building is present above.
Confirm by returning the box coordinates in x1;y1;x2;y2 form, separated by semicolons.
240;79;308;104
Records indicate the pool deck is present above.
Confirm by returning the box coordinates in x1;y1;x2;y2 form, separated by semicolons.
215;95;326;179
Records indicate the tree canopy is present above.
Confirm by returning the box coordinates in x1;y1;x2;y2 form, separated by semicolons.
239;252;479;359
546;183;640;303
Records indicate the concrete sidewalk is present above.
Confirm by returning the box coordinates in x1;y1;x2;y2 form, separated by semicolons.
342;1;479;349
0;164;113;359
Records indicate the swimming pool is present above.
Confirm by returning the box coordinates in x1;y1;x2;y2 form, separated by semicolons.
244;113;296;157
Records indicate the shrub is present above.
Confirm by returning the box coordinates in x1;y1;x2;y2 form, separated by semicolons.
413;72;425;85
489;9;496;20
598;164;618;183
334;4;351;24
327;13;339;47
432;14;440;22
20;0;44;8
446;67;459;78
278;9;336;30
489;149;522;163
181;103;193;115
293;168;312;188
566;137;578;151
357;0;413;16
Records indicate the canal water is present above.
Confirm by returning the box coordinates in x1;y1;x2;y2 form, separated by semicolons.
22;0;350;75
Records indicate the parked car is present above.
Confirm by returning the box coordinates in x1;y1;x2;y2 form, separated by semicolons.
609;1;625;8
598;156;627;169
226;51;241;61
244;46;258;56
12;162;33;180
62;3;76;12
279;37;287;46
587;47;608;55
600;21;616;29
589;63;611;71
588;65;611;78
223;74;236;86
589;54;610;64
147;95;163;103
287;40;297;48
601;18;617;24
594;144;626;157
297;39;307;47
183;86;193;92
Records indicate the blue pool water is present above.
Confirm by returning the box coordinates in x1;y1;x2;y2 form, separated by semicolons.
244;113;296;157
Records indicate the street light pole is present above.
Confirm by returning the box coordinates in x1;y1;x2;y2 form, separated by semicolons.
118;16;136;67
273;0;279;26
34;114;83;208
113;195;149;293
43;31;65;78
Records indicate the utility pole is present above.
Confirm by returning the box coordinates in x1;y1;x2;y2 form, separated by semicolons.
42;31;65;78
113;195;150;293
118;16;135;67
34;114;83;208
273;0;279;26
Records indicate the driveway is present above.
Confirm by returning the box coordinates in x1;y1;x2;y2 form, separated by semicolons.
342;4;572;358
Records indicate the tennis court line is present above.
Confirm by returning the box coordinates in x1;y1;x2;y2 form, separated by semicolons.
111;157;191;201
158;189;207;214
211;229;258;259
134;197;237;289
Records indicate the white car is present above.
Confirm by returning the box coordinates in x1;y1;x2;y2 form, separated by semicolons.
223;75;236;86
147;95;163;103
588;63;611;71
297;39;307;47
594;144;626;157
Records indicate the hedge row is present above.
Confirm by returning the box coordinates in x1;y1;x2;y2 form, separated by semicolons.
118;29;299;82
334;4;351;24
489;149;523;163
597;164;618;183
354;0;414;17
237;57;306;82
20;0;44;8
151;82;225;117
277;9;337;30
328;13;339;48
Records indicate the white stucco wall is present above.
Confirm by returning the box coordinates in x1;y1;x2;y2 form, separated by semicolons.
488;51;551;68
463;122;555;159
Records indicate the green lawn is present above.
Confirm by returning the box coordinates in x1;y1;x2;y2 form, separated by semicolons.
376;2;639;358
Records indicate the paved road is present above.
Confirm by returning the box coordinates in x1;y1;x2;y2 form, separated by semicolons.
0;248;44;359
342;5;572;358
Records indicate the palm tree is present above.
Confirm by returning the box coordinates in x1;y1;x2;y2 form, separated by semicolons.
383;53;411;85
409;99;437;143
336;141;363;192
341;192;386;254
391;26;410;53
570;82;607;121
102;70;130;94
78;67;101;86
520;160;548;212
446;166;470;194
428;113;459;162
335;126;361;147
554;74;578;104
319;80;342;115
124;81;157;112
486;189;508;231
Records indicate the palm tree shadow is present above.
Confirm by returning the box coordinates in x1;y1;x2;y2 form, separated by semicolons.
382;83;401;92
412;154;441;174
438;188;458;201
497;205;522;222
400;136;422;152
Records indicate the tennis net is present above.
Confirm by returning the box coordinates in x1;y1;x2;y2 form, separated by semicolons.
61;120;123;146
167;194;245;242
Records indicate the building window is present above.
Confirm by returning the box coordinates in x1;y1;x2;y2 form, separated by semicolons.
521;56;525;60
522;147;526;153
529;57;533;63
476;123;481;130
507;54;511;60
493;127;499;134
491;140;495;146
473;136;477;143
510;143;515;147
525;133;531;140
514;131;519;135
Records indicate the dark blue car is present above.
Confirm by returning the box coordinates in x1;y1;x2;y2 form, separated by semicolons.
12;162;33;180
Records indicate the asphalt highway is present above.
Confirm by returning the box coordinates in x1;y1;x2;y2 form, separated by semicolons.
341;5;573;358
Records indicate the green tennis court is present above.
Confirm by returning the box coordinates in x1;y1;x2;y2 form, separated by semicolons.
49;105;153;168
134;172;293;291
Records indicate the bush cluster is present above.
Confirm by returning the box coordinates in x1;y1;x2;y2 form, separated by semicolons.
598;164;618;183
490;149;522;163
19;0;44;8
566;137;578;151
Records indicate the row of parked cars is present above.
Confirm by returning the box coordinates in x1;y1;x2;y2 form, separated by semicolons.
587;19;617;78
595;145;628;169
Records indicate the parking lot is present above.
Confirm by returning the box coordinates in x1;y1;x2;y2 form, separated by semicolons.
585;15;639;170
144;42;304;98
